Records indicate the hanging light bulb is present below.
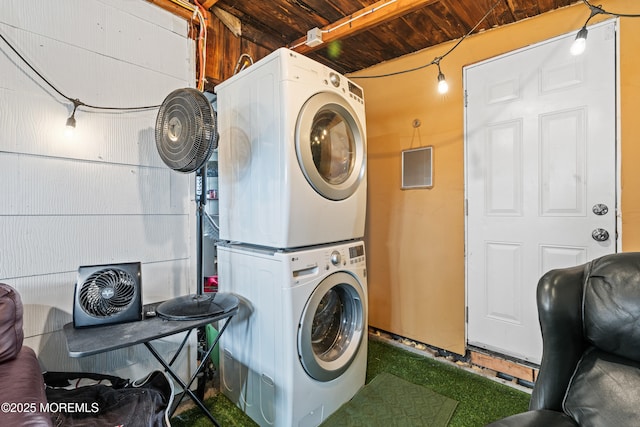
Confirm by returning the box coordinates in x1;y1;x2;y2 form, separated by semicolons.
64;99;80;138
435;61;448;94
570;26;588;56
437;71;449;94
570;3;606;56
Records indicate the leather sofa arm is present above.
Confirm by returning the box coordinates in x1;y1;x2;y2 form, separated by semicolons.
530;263;587;411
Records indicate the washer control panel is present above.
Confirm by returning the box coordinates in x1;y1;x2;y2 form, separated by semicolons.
348;243;365;265
320;243;366;271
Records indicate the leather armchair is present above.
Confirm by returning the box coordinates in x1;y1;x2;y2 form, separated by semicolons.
0;283;52;426
487;252;640;427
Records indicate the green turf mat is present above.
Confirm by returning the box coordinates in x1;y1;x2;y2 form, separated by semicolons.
321;372;458;427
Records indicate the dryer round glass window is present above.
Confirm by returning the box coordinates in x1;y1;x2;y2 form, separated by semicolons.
298;271;366;382
309;109;355;185
296;92;366;201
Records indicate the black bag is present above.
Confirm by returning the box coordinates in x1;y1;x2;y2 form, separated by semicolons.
44;370;173;427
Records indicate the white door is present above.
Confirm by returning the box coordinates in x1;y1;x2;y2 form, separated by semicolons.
465;21;617;364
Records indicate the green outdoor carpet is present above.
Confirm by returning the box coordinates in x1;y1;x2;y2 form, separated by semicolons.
321;372;458;427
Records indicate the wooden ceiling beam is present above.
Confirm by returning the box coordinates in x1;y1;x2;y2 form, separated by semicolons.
145;0;195;21
200;0;219;9
290;0;439;54
146;1;239;38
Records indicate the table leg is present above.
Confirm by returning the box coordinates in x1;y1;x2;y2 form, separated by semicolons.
144;315;234;426
168;328;193;367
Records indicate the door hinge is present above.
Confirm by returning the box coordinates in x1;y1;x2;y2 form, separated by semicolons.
464;198;468;216
464;90;468;108
465;306;469;323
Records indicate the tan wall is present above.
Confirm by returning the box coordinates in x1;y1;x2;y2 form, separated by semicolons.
354;1;640;355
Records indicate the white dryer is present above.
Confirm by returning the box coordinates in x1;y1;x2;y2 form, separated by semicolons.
217;240;368;427
215;48;367;249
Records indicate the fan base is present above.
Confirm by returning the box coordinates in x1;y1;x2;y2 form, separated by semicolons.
156;293;233;320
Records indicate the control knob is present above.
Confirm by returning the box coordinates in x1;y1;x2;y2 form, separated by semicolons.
330;251;342;266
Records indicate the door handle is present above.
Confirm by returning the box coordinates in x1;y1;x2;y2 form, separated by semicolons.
592;204;609;216
592;228;610;242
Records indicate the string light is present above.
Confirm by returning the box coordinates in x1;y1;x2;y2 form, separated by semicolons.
64;99;81;138
435;60;448;94
571;1;605;56
0;6;208;136
570;26;589;56
571;0;640;56
350;0;501;95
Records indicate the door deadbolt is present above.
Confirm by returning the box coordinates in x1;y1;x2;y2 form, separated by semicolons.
592;204;609;216
592;228;610;242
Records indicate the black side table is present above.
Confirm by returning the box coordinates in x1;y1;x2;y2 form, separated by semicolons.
63;294;239;426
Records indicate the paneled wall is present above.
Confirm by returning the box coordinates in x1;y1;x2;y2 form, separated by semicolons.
0;0;197;379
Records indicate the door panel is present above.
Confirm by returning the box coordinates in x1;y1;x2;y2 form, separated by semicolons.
485;242;522;324
485;120;522;215
540;109;586;215
465;21;617;363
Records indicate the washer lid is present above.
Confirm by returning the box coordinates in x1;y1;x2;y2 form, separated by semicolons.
296;92;366;201
298;271;366;382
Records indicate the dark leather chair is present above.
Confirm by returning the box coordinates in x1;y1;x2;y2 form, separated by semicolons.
487;252;640;427
0;283;52;426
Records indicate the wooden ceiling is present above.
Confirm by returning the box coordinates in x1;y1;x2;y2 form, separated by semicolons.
150;0;578;85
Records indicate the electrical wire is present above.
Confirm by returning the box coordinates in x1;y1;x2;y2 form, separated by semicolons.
581;0;640;19
0;30;161;111
192;0;208;91
162;0;208;90
350;0;501;79
0;0;210;111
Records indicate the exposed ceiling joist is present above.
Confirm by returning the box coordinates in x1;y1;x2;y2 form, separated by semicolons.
200;0;219;8
147;0;578;77
290;0;439;54
146;0;239;39
212;6;241;37
146;0;195;21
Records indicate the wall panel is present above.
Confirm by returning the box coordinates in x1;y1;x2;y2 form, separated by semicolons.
0;0;197;382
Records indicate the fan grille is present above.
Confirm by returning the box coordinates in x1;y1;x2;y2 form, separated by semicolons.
78;268;138;318
155;88;217;173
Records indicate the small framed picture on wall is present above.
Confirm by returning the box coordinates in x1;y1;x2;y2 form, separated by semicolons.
401;146;433;189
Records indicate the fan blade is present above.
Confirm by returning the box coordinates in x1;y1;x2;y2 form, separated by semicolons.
155;88;218;173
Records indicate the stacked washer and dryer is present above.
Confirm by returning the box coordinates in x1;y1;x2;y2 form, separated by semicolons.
215;47;368;427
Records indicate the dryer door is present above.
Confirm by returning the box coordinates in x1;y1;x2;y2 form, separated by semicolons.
298;271;366;382
296;92;366;201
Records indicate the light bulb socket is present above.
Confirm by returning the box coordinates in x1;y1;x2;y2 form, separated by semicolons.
575;26;588;42
66;99;81;128
66;115;76;128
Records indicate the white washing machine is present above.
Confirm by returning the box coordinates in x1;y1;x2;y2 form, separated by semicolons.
215;47;367;249
217;240;368;427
